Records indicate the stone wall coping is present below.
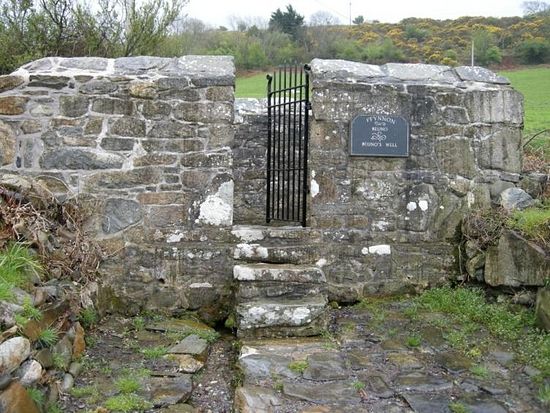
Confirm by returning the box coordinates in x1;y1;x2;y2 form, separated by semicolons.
11;55;235;83
310;59;510;87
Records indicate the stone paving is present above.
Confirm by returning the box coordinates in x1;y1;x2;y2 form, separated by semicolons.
235;301;547;413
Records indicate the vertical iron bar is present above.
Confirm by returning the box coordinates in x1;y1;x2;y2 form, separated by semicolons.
272;70;277;221
302;64;310;227
291;67;298;222
266;74;273;223
285;66;292;220
276;68;282;220
296;68;304;224
281;66;288;221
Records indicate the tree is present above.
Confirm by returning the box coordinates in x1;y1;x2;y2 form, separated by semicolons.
472;29;501;66
522;1;550;16
269;4;304;41
352;15;364;25
517;38;550;63
309;11;339;26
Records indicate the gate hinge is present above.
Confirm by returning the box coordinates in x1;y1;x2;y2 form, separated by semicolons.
306;101;312;111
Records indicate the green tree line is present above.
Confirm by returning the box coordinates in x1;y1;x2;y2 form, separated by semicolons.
1;1;550;74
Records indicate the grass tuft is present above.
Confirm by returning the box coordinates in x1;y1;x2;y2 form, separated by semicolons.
141;345;168;359
104;393;152;412
115;376;141;394
37;327;59;348
508;205;550;249
288;360;309;374
78;307;99;329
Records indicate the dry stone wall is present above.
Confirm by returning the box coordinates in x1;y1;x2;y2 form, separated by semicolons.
306;60;524;300
0;56;236;317
0;56;529;316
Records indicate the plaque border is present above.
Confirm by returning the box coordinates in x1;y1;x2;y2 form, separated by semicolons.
349;114;410;158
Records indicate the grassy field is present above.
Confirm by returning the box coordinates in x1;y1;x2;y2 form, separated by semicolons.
500;67;550;136
235;72;268;98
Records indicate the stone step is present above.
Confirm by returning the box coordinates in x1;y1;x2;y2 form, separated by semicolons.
234;264;327;301
236;296;329;338
233;243;323;264
232;225;322;246
234;264;326;283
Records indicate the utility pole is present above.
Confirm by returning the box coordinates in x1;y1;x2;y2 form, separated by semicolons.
349;2;352;25
471;39;475;67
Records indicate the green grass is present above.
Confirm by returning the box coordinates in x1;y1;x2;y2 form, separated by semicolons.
104;394;152;412
449;402;470;413
78;307;99;329
0;242;42;287
37;327;59;348
115;376;141;394
500;67;550;158
470;364;490;378
508;206;550;248
70;385;99;399
140;345;168;359
27;387;45;407
405;334;422;348
288;360;309;374
352;380;366;391
235;72;268;98
416;286;550;377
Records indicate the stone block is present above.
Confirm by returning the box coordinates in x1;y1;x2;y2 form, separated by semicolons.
148;120;195;139
478;127;522;173
92;97;134;115
465;89;523;124
434;137;476;178
181;150;232;168
133;153;178;167
536;288;550;331
110;117;145;137
40;148;124;170
0;96;28;115
79;79;118;94
102;198;142;234
20;119;42;134
100;137;135;151
0;75;25;92
137;192;187;205
28;75;69;89
86;167;161;189
84;117;103;135
141;100;171;119
128;80;156;99
144;205;187;229
205;86;234;101
173;102;233;123
0;120;16;166
59;95;89;117
485;230;550;287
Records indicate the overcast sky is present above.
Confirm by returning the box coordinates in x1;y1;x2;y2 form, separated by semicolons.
185;0;524;27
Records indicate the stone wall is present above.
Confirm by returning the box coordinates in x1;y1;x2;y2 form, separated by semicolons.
0;56;236;318
233;99;267;225
304;60;524;299
0;56;528;315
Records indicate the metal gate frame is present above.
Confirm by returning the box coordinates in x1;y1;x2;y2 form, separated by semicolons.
266;64;310;227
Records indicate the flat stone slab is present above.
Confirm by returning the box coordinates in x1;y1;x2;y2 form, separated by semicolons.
403;393;451;413
237;296;328;330
395;372;453;392
282;380;361;404
169;335;208;358
234;264;326;283
303;352;348;380
145;375;193;407
435;351;473;373
146;318;213;334
234;385;282;413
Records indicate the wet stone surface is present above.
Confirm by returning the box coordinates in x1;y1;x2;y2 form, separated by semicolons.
59;298;548;413
236;301;548;413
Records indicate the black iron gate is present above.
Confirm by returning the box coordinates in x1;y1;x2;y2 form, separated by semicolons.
266;65;310;227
